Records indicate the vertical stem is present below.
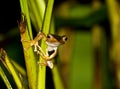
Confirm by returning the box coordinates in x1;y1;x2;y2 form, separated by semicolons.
106;0;120;88
20;0;33;39
92;26;102;89
106;0;119;42
37;0;54;89
19;0;37;88
92;1;101;89
52;66;65;89
19;15;37;89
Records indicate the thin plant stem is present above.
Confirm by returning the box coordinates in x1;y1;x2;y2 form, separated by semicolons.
0;49;23;89
52;66;65;89
0;66;12;89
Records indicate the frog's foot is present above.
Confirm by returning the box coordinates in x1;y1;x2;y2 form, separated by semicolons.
37;61;47;66
37;61;54;69
47;61;54;69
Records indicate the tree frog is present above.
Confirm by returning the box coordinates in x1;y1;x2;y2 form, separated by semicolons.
25;31;68;69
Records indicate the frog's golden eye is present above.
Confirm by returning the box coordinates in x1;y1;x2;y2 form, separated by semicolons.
62;36;68;42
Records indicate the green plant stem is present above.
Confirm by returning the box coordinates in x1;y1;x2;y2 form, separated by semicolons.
106;0;120;88
106;0;119;42
52;65;65;89
0;49;23;89
28;2;41;30
41;0;54;33
0;66;12;89
20;0;33;39
29;0;46;30
18;15;37;89
36;0;45;19
37;0;54;89
19;0;38;88
11;60;26;77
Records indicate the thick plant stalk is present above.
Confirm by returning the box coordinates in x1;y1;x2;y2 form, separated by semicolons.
19;0;38;88
37;0;54;89
18;15;37;89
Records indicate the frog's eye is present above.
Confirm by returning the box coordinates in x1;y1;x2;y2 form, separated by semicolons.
47;34;52;39
62;36;68;42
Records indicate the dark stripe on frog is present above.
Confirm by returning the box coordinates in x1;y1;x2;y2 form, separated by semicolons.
48;50;55;56
50;34;63;41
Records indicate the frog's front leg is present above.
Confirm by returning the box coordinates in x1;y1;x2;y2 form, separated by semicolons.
21;39;38;52
21;31;47;52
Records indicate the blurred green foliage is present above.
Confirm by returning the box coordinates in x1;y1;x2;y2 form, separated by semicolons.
0;0;119;89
